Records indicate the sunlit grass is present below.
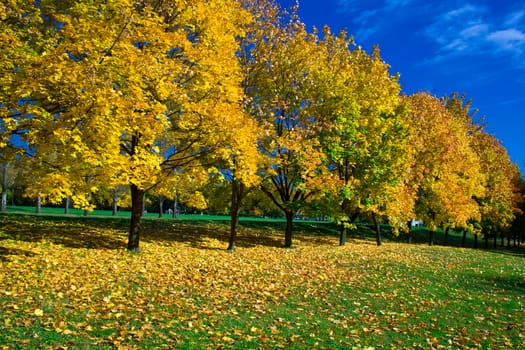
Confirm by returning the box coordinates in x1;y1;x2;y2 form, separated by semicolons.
0;213;524;349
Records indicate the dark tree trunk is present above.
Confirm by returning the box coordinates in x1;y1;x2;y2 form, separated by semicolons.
462;229;467;247
227;179;242;251
338;203;358;247
83;195;89;216
474;234;478;249
64;196;70;215
407;220;413;244
1;190;6;212
112;189;118;216
172;190;178;218
500;234;504;248
444;227;450;244
142;192;146;216
227;207;241;251
284;210;294;248
36;194;41;214
429;230;435;246
339;223;347;246
349;212;360;223
507;234;511;248
372;213;382;246
0;163;7;212
128;184;144;252
158;196;165;218
484;235;489;249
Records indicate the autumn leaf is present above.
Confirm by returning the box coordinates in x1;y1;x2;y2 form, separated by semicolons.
34;308;44;317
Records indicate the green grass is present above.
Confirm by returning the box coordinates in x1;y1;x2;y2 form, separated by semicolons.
0;211;524;349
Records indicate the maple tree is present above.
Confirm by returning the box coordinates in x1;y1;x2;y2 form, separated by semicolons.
4;0;251;250
249;8;333;248
442;93;523;246
218;0;282;251
2;0;523;252
309;28;408;245
404;92;485;245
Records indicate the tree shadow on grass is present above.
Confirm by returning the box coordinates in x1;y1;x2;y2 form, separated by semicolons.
456;270;525;296
2;213;318;251
140;219;286;249
0;246;37;262
0;213;127;250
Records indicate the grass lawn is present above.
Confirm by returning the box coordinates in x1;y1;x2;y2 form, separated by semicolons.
0;211;524;349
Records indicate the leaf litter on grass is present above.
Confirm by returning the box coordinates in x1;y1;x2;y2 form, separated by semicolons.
0;214;524;349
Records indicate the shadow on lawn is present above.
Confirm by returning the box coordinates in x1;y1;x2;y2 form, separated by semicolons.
2;212;523;254
0;246;37;262
139;219;341;249
0;213;128;250
456;270;525;296
0;213;341;251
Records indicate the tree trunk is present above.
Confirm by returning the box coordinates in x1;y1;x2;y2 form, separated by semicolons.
64;196;70;215
484;235;489;249
429;230;435;246
142;192;146;216
83;194;89;216
0;190;6;212
0;163;7;212
372;213;382;246
474;234;478;249
10;186;15;206
112;189;118;216
407;220;413;244
158;196;165;218
339;223;347;246
128;184;144;252
461;229;467;247
284;210;294;248
172;190;178;218
36;194;41;214
227;179;242;251
444;227;450;244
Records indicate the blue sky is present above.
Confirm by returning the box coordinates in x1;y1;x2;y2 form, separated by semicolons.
278;0;525;170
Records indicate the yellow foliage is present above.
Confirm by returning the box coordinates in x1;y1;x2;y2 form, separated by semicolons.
404;93;485;229
4;0;252;236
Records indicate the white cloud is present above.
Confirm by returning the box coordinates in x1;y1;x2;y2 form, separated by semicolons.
384;0;414;10
421;2;525;63
461;24;489;38
335;0;360;15
335;0;420;40
336;0;525;68
487;29;525;50
442;3;482;20
504;10;525;27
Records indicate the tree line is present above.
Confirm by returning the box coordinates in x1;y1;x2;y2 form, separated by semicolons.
1;0;523;251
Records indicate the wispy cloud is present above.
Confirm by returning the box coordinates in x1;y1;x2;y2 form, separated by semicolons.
336;0;525;69
504;10;525;27
335;0;419;40
424;3;487;53
487;29;525;51
422;3;525;64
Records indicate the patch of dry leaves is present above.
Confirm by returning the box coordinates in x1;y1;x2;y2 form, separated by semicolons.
0;217;523;349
